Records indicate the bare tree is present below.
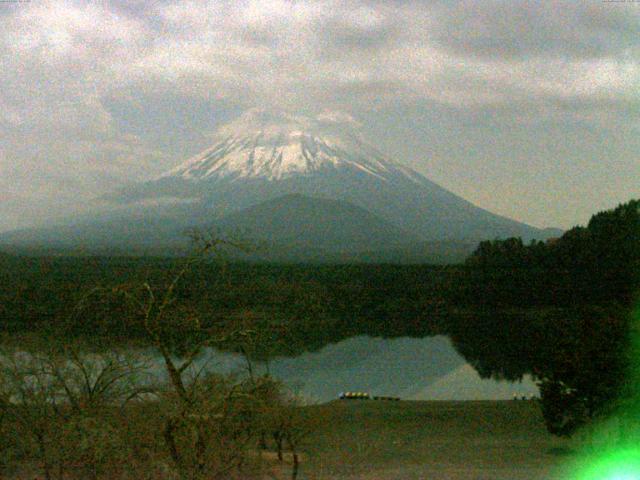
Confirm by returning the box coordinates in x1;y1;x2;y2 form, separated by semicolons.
0;342;148;479
1;233;313;479
75;234;265;479
266;391;316;480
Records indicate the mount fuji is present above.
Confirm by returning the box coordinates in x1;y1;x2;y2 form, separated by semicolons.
0;111;560;260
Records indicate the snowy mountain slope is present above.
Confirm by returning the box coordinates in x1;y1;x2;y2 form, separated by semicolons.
159;129;426;185
1;111;560;256
112;111;553;243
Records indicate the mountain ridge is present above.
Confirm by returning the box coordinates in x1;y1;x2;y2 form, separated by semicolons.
217;193;419;252
112;114;555;242
0;111;562;259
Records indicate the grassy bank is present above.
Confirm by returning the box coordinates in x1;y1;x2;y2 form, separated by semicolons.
298;400;575;479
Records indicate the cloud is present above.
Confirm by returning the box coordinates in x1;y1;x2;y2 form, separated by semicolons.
316;110;362;128
4;1;637;120
211;108;362;143
430;1;640;60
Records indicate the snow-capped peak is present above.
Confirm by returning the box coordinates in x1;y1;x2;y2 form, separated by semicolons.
159;110;422;184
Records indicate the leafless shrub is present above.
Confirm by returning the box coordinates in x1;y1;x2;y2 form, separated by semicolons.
1;234;313;479
0;343;149;479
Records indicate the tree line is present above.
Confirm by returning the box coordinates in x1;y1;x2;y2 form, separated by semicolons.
449;199;640;436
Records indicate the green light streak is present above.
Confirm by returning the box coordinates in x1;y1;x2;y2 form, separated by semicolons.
571;448;640;480
567;302;640;480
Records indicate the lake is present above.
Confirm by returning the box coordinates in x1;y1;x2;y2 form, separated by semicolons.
158;335;539;403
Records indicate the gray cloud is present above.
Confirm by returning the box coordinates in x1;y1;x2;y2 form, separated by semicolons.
429;1;640;60
0;0;638;231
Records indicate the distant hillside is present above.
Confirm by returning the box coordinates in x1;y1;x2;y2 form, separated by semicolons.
0;206;196;256
0;202;560;264
216;194;419;252
0;195;415;258
0;194;480;263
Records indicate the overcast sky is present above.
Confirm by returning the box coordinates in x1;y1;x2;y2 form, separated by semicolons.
1;0;638;232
